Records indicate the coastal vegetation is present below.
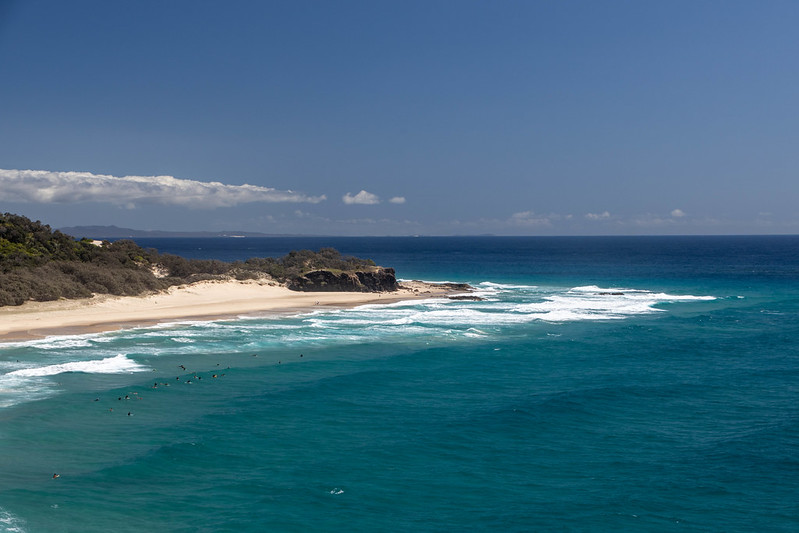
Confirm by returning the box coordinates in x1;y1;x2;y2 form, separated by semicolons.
0;213;391;306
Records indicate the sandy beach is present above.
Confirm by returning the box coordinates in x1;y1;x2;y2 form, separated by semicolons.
0;280;455;342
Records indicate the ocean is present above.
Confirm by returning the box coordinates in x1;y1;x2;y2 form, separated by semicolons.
1;236;798;532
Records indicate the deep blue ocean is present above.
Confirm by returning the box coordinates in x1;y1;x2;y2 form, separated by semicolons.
1;236;798;532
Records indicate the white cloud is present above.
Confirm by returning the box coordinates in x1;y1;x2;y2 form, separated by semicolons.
0;168;326;208
585;211;611;220
389;196;406;204
509;210;552;227
671;209;686;218
342;190;380;205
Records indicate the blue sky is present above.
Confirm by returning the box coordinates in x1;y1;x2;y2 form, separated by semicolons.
1;0;797;235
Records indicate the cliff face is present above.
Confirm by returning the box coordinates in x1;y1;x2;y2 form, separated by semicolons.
287;267;398;292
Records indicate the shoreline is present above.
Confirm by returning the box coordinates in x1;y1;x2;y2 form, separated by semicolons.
0;280;461;342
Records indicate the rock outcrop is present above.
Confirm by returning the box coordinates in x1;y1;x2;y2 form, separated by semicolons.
287;267;398;292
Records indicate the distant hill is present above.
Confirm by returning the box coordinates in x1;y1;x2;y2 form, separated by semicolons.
59;225;305;239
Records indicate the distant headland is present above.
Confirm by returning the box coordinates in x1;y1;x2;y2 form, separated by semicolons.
58;225;308;239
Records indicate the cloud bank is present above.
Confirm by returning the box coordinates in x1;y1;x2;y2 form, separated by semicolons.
0;169;326;208
585;211;611;220
509;210;553;227
342;190;380;205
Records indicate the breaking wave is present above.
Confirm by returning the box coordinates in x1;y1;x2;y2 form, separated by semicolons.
300;283;716;329
7;354;147;378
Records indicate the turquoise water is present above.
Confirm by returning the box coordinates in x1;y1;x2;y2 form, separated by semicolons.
1;237;798;532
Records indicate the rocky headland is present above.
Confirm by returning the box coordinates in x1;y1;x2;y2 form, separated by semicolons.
287;267;399;292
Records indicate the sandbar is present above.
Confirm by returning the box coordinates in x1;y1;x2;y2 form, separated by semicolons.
0;280;455;342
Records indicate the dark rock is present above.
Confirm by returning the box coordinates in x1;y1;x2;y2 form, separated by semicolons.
597;292;625;296
448;295;484;301
287;268;398;292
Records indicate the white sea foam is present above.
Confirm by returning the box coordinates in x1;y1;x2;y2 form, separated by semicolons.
0;509;26;533
350;297;452;311
507;287;714;322
470;281;542;299
297;284;716;329
144;319;238;332
0;333;98;351
570;285;641;293
7;354;147;378
570;285;714;300
0;379;54;408
478;281;538;290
